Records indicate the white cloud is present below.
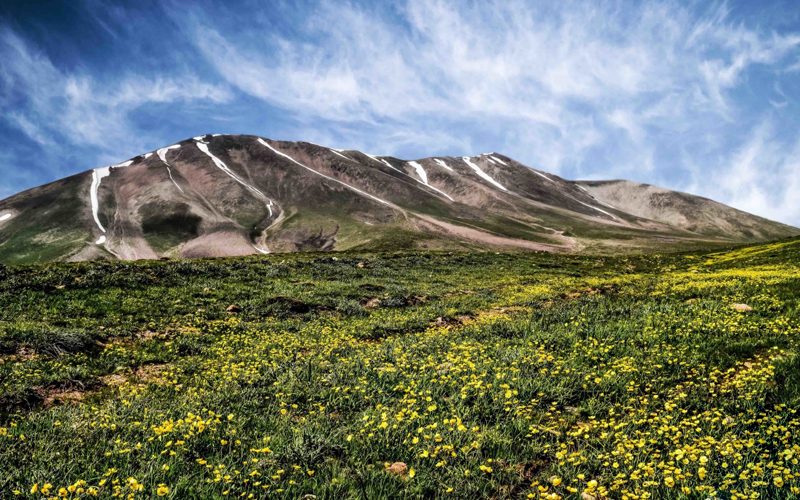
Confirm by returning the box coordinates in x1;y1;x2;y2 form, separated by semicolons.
3;0;800;227
0;27;232;162
770;99;789;109
701;119;800;224
6;112;54;146
167;0;800;222
187;8;787;124
172;0;800;224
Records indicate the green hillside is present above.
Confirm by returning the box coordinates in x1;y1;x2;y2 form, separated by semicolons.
2;238;800;498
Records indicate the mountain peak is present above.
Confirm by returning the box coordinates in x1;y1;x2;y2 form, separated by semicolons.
0;134;796;264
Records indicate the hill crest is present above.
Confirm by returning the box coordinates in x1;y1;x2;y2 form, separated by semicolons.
0;134;796;264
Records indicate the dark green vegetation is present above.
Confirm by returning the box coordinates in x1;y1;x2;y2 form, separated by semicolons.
2;238;800;499
140;202;203;253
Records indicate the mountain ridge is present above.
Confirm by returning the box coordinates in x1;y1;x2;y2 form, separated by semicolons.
0;134;796;264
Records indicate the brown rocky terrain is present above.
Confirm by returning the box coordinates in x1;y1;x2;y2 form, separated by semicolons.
0;134;796;263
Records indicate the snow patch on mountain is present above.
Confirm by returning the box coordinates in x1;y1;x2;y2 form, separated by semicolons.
575;199;617;220
408;161;454;202
377;156;399;172
95;235;106;245
157;145;180;164
90;160;133;234
490;156;507;166
0;213;11;222
157;145;184;193
576;185;619;210
252;244;269;254
144;153;153;159
434;159;454;171
329;149;352;161
378;159;396;172
258;139;390;206
533;171;556;184
531;175;615;218
196;141;273;209
90;168;111;233
408;161;429;185
462;157;507;191
364;153;401;173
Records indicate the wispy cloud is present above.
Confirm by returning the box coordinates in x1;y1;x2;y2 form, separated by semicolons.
0;26;232;172
2;0;800;226
702;118;800;224
166;0;800;224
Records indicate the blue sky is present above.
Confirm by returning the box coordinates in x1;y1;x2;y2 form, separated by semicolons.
2;0;800;225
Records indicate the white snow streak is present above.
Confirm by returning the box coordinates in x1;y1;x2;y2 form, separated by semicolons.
408;161;454;201
462;157;507;191
407;161;429;185
144;152;153;159
95;236;106;245
157;144;180;164
358;151;453;201
364;153;401;172
157;145;184;193
90;168;111;233
490;156;507;166
90;160;133;234
258;139;390;206
575;184;619;210
575;199;617;220
379;159;396;171
196;142;273;208
252;244;270;254
193;135;206;141
0;214;11;222
533;170;556;183
433;158;453;171
485;156;499;165
329;149;351;161
594;198;619;211
531;170;616;219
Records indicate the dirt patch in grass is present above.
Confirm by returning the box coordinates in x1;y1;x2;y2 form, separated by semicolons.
266;296;312;314
432;316;472;328
35;382;91;408
134;363;169;384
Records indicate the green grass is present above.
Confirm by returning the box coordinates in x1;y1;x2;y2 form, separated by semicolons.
1;239;800;499
0;226;90;265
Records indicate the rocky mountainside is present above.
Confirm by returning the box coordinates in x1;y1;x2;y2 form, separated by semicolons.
577;180;788;241
0;134;796;264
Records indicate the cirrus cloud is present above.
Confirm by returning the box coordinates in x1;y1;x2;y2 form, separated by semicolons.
2;0;800;226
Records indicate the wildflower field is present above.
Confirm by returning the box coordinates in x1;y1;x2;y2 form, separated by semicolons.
2;238;800;499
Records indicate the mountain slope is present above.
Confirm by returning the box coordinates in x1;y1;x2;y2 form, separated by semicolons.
0;134;796;264
576;180;795;242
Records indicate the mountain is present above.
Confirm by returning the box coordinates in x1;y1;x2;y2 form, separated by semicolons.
0;134;796;264
576;180;789;242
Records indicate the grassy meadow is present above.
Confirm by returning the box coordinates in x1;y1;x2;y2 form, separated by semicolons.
2;238;800;499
